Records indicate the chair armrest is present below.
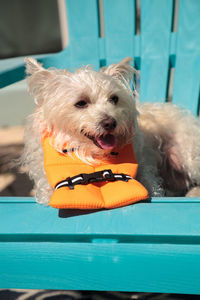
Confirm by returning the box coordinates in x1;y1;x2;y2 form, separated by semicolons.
0;54;52;88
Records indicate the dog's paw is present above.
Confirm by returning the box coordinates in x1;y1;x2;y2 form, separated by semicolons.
186;186;200;197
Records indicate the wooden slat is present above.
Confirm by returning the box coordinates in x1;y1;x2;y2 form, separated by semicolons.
1;198;200;293
64;0;100;69
172;0;200;114
0;66;25;89
1;198;200;237
103;0;136;65
1;242;200;293
139;0;173;102
0;54;53;89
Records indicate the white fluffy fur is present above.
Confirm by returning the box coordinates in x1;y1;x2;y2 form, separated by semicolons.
22;57;200;205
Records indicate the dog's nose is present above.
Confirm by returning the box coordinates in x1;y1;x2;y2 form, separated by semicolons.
100;116;117;131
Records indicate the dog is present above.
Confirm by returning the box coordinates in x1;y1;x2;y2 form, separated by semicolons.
21;57;200;205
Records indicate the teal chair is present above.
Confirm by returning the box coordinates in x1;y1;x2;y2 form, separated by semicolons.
1;0;200;295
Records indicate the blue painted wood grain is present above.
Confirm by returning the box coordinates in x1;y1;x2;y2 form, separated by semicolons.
0;65;25;88
103;0;135;65
1;242;200;293
1;198;200;239
64;0;100;69
1;197;200;293
139;0;173;102
172;0;200;114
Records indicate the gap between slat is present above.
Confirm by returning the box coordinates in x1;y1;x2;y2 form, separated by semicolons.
166;66;175;102
98;0;104;38
171;0;179;33
57;0;69;49
166;0;179;102
198;88;200;117
1;233;200;244
135;0;140;35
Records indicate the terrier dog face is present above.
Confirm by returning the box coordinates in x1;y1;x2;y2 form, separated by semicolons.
25;58;138;163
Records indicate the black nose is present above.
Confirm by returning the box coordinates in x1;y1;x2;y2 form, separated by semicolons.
100;116;117;131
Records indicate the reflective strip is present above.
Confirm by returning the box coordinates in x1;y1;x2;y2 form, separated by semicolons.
103;171;110;176
55;181;69;189
114;174;132;179
71;176;83;183
55;173;133;190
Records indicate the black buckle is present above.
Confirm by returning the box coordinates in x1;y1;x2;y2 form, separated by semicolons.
80;169;115;185
66;177;74;190
103;169;115;181
80;171;104;184
120;173;129;182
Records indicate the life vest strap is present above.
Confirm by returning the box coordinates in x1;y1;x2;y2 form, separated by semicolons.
55;169;132;190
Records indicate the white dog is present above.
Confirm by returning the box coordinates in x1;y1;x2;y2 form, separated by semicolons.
21;57;200;205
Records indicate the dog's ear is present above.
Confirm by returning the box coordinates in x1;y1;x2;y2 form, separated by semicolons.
25;57;52;80
101;57;138;87
25;58;53;104
25;57;44;75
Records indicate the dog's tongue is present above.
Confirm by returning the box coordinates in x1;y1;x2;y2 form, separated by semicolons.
96;134;116;150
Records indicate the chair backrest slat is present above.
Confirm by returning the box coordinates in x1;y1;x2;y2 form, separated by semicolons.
139;0;173;103
65;0;100;69
172;0;200;114
103;0;136;65
46;0;200;114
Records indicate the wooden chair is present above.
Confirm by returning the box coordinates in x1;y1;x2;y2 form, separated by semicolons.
0;0;200;295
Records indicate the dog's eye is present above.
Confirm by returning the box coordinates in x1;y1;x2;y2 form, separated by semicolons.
108;95;119;105
75;100;88;108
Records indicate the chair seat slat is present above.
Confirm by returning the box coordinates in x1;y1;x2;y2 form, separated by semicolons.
1;242;200;293
1;199;200;238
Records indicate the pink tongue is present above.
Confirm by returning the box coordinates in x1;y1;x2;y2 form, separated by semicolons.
96;134;116;150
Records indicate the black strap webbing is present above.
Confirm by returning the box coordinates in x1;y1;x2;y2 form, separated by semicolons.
55;169;132;190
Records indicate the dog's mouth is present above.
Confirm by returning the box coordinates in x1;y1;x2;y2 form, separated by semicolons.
96;134;116;149
84;132;116;150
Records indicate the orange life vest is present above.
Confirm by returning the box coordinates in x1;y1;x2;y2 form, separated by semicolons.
42;137;149;209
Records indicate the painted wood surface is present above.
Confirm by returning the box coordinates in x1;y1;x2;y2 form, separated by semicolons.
103;0;135;65
64;0;100;69
172;0;200;114
1;241;200;293
139;0;173;103
1;197;200;237
1;197;200;293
